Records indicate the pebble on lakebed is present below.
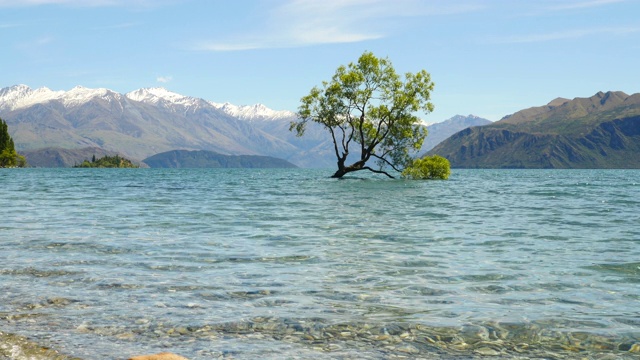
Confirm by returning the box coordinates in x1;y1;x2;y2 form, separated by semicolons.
128;352;189;360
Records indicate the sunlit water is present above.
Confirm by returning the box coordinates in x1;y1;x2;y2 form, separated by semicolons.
1;168;639;359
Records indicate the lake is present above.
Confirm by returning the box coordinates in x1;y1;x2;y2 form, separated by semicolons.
1;168;639;359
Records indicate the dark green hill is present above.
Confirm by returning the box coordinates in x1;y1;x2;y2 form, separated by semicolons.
143;150;297;168
428;91;640;168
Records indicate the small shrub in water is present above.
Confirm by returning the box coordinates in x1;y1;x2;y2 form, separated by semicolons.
402;155;451;180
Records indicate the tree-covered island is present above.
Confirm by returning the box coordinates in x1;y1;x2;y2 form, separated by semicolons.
74;154;139;168
290;51;450;179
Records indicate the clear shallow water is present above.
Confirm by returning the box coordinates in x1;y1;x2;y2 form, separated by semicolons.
1;168;639;359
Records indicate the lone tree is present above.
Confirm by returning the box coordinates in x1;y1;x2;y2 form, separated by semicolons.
0;118;27;168
290;51;436;178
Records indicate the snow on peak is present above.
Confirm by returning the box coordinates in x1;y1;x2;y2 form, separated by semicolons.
125;87;203;108
210;102;295;121
127;87;182;103
1;84;295;120
62;86;122;106
0;84;30;98
0;84;127;110
0;84;64;111
0;85;33;109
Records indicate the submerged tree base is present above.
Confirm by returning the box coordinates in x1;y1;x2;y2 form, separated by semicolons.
331;162;396;179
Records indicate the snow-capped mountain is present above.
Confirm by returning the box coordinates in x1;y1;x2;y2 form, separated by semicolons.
0;84;134;111
211;102;296;121
126;87;190;104
125;87;296;120
0;84;63;111
0;84;332;168
0;84;295;119
125;87;208;111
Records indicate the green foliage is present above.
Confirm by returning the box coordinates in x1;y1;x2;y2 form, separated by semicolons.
402;155;451;180
291;51;436;178
0;118;27;168
0;148;26;168
74;154;139;168
0;120;9;152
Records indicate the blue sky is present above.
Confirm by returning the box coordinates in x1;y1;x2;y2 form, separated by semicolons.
1;0;639;122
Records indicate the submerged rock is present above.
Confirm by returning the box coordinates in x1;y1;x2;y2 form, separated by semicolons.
128;352;189;360
0;330;81;360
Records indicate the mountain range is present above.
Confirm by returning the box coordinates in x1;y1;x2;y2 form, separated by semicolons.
0;85;335;168
428;91;640;168
0;85;487;168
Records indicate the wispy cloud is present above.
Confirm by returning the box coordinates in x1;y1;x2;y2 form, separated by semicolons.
0;0;118;6
193;0;483;52
548;0;625;11
15;35;56;64
93;22;140;30
17;35;55;49
33;35;54;45
156;76;172;83
0;0;166;7
494;26;640;44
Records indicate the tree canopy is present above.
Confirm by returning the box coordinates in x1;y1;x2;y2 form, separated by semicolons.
401;155;451;180
0;118;27;168
290;51;443;179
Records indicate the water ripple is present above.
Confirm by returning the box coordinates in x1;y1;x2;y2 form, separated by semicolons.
1;168;639;359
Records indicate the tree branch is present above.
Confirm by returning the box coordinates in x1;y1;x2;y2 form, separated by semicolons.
363;166;395;179
327;126;342;160
371;153;403;173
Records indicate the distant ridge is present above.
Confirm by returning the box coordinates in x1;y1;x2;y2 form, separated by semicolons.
421;114;491;152
547;97;570;107
429;91;640;168
143;150;297;168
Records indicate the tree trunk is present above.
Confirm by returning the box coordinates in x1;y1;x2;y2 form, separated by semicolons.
331;169;346;178
331;158;348;178
331;160;365;178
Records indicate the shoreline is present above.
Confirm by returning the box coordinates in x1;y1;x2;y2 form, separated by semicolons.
3;322;640;360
